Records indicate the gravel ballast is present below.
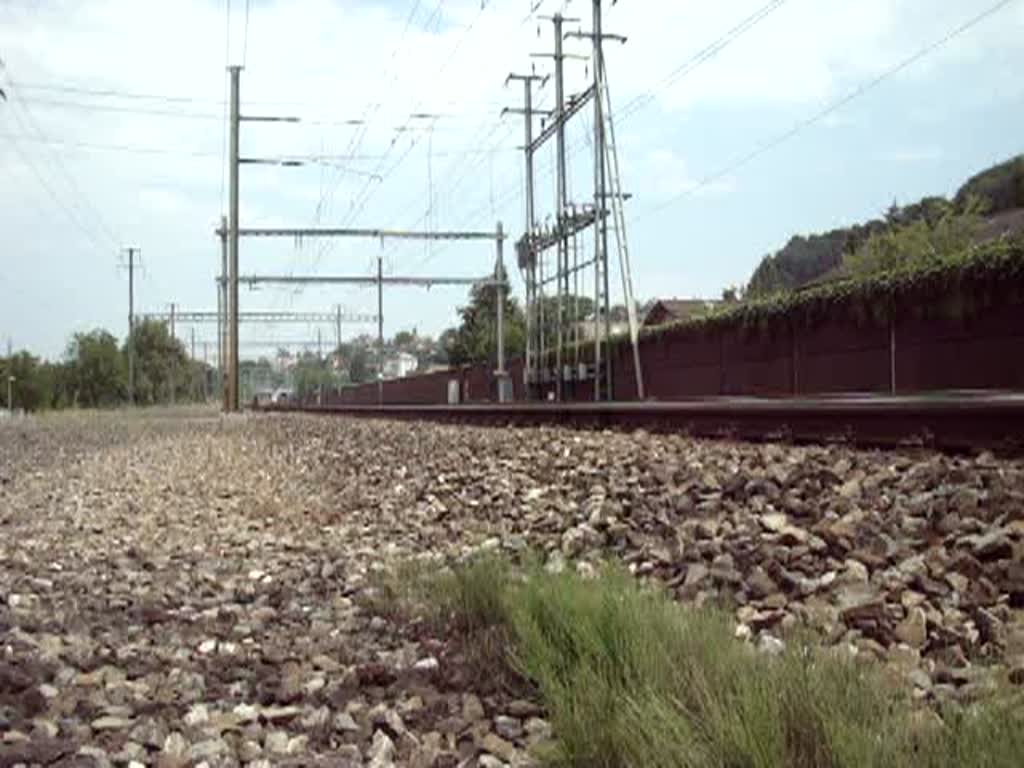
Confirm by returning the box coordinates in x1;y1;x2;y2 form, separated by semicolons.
1;411;1022;766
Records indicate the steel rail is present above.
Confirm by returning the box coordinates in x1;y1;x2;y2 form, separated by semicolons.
263;393;1024;454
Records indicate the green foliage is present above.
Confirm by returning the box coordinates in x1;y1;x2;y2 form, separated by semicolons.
746;226;877;299
955;155;1024;213
641;238;1024;343
127;319;192;405
745;155;1024;298
348;345;370;383
66;329;126;408
445;277;526;367
407;557;1024;768
393;330;416;349
0;352;59;411
843;197;984;278
291;352;340;399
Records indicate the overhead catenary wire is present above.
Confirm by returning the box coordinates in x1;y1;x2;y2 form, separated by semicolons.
438;0;796;239
339;1;499;231
1;71;121;250
314;0;425;226
633;0;1019;225
379;1;559;267
2;118;117;258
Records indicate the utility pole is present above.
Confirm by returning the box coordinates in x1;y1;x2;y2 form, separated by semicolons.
505;72;547;399
218;216;228;411
190;327;197;401
377;254;384;406
553;13;568;402
227;65;242;412
596;0;613;400
125;247;139;406
170;302;177;406
495;222;509;402
593;0;610;400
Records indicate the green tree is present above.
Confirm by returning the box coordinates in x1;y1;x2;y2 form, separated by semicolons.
843;197;984;277
127;319;190;405
66;329;126;408
292;352;338;399
446;275;526;367
955;155;1024;213
393;330;416;350
0;352;57;412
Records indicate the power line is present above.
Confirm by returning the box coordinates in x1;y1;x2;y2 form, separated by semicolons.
14;95;381;127
444;0;795;238
340;1;498;231
0;133;220;157
1;72;121;249
634;0;1018;224
3;125;116;257
12;81;222;104
618;0;789;121
313;0;427;227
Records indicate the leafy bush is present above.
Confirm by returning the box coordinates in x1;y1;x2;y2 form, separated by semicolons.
843;197;985;278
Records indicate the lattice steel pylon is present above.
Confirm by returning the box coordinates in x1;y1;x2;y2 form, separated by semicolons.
509;0;643;402
599;56;645;400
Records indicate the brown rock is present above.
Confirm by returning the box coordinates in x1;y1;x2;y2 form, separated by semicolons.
894;607;928;649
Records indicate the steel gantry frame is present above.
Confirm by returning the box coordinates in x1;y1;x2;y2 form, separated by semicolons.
506;1;643;402
231;224;509;408
142;307;379;395
219;65;510;411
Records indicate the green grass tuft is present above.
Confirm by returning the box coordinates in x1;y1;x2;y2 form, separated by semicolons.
398;556;1024;768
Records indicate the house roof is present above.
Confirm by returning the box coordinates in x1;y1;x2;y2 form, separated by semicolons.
643;298;718;326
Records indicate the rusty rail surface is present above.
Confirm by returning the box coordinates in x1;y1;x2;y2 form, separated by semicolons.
262;392;1024;453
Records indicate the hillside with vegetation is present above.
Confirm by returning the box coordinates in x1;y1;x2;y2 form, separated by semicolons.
744;155;1024;298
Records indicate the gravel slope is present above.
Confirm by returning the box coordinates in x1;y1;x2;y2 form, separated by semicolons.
1;411;1022;767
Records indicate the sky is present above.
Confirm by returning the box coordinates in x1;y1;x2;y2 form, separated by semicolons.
1;0;1022;361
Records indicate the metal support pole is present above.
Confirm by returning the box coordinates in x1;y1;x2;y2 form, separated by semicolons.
170;302;177;405
496;222;506;391
335;305;343;395
522;82;538;399
554;13;567;402
126;247;137;406
219;216;228;410
552;13;569;403
228;65;242;412
377;254;384;406
594;0;612;400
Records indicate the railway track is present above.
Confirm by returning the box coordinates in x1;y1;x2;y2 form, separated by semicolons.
266;392;1024;454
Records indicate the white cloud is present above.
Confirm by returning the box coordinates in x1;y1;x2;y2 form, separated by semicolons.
0;0;1021;356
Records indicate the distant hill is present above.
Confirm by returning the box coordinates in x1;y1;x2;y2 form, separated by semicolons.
744;155;1024;298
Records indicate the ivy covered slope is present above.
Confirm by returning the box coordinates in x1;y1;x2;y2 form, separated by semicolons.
745;155;1024;299
640;237;1024;341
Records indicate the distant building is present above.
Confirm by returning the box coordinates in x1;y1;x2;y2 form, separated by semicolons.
642;299;719;328
383;351;419;379
572;319;631;342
